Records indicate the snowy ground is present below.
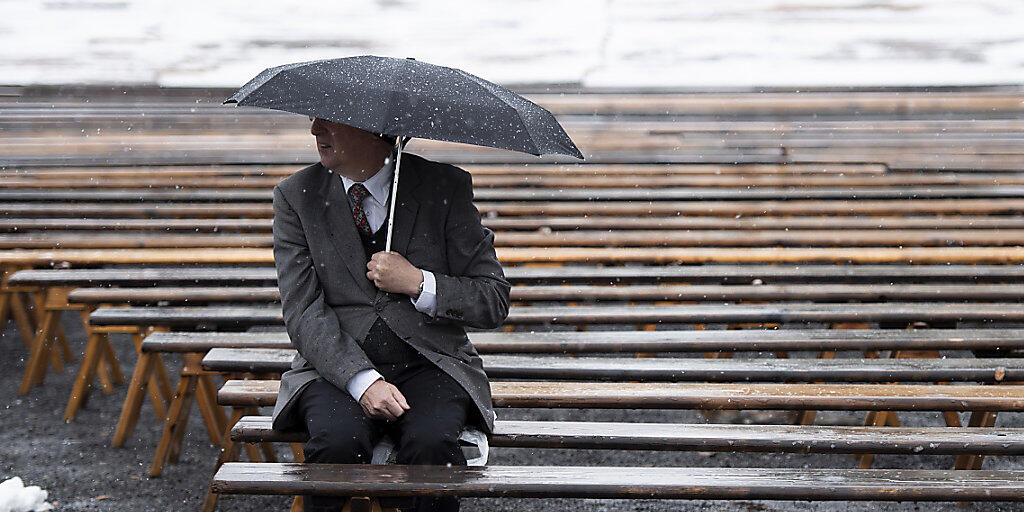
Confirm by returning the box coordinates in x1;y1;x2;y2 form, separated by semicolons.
3;0;1024;88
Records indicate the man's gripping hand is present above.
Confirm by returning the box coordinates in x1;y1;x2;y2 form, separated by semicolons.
367;251;424;297
358;379;411;421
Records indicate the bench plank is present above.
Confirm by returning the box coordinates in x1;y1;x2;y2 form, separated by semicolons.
219;380;1024;411
231;416;1024;455
12;247;1024;265
13;264;1024;287
9;215;1024;232
142;328;1024;354
68;283;1024;305
211;463;1024;501
5;185;1024;202
88;303;1024;328
202;348;1024;383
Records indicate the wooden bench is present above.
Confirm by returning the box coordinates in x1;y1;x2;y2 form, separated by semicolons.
211;463;1024;506
8;198;1024;218
7;214;1024;233
12;228;1024;248
113;326;1024;479
8;171;1024;189
219;379;1024;475
87;303;1024;330
5;184;1024;202
60;282;1024;305
17;263;1024;403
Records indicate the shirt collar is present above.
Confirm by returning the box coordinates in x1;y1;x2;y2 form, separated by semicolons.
338;149;396;205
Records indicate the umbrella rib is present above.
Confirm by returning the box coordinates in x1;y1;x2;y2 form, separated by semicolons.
452;68;542;155
379;57;411;136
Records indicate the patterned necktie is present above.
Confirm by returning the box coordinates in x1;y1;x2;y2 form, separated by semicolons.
347;183;373;237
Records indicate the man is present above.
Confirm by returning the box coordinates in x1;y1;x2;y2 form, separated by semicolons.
270;117;511;512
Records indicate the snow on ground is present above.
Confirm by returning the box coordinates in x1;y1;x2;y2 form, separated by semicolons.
2;0;1024;88
0;478;52;512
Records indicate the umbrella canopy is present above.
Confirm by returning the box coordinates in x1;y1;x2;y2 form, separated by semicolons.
224;55;583;159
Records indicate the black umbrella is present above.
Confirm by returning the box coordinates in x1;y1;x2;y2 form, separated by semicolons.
225;54;583;250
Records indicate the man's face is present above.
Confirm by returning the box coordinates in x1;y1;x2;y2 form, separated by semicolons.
309;117;389;171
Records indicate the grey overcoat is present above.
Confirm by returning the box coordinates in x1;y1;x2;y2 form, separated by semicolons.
270;152;511;433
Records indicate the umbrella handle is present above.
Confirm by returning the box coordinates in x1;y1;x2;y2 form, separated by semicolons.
383;136;405;253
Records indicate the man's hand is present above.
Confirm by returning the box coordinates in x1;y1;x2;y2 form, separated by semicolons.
367;251;423;297
358;379;410;421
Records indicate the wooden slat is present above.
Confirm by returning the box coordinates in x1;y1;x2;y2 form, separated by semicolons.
201;348;1024;383
62;283;1024;305
13;264;1024;287
219;380;1024;411
87;303;1024;328
13;229;1024;248
9;172;1024;188
9;215;1024;232
212;462;1024;501
142;328;1024;355
9;246;1024;266
4;185;1024;202
231;416;1024;455
9;198;1024;218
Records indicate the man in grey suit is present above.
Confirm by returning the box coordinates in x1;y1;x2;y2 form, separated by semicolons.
271;117;511;512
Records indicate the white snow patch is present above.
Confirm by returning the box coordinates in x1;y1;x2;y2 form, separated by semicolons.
0;478;52;512
1;0;1024;87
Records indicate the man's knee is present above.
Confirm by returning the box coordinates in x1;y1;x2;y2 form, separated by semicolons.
304;427;375;464
396;421;464;465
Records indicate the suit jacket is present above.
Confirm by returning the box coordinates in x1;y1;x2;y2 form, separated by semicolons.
270;152;511;433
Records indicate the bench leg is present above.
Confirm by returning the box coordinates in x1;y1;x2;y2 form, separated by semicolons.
112;351;154;447
53;322;74;365
346;497;373;512
133;330;174;409
151;373;198;476
10;291;39;349
195;373;228;447
19;307;59;394
64;330;106;422
130;332;174;415
32;290;67;375
100;334;125;387
201;406;249;512
954;411;999;470
855;410;892;469
0;290;13;346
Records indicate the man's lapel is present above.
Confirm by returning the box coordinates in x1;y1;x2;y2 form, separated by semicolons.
387;154;421;257
320;164;377;299
316;157;423;301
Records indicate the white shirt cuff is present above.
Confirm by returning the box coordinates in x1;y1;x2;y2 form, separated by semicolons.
410;269;437;317
346;369;383;401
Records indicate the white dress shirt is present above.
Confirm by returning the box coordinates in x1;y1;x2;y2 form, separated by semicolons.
331;153;438;401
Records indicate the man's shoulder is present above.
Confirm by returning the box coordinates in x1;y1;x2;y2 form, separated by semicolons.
274;162;324;195
405;152;471;187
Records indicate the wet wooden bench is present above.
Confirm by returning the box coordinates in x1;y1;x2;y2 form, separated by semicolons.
4;185;1024;203
87;302;1024;331
9;228;1024;248
8;197;1024;219
203;348;1024;383
217;378;1024;479
211;463;1024;508
17;262;1024;413
111;327;1024;479
7;213;1024;233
